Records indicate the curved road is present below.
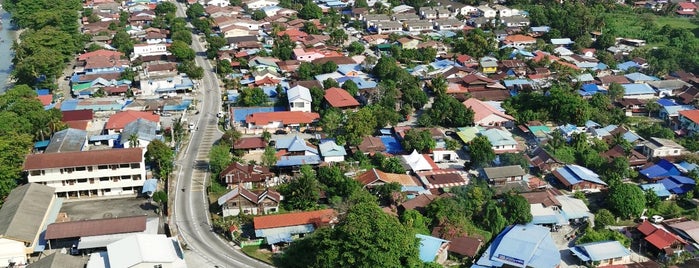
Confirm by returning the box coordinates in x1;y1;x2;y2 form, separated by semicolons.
171;2;273;267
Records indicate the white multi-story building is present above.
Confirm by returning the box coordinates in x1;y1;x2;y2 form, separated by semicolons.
131;43;169;60
23;148;146;199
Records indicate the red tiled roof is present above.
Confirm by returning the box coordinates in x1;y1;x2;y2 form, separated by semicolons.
448;236;483;258
65;120;89;130
23;147;143;170
233;137;267;150
105;111;159;130
503;34;536;44
45;215;146;240
463;98;514;123
62;110;94;122
645;228;684;250
253;209;336;230
245;111;320;126
219;162;274;184
78;49;124;61
399;194;439;212
356;168;419;186
637;220;658;236
679;109;699;124
37;95;53;106
324;87;360;108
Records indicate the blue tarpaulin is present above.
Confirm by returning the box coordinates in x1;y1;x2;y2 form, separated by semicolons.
142;179;158;195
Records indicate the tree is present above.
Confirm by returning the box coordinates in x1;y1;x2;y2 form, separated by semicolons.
344;107;377;145
341;80;359;96
171;30;192;45
262;146;277;167
425;95;474;127
298;1;322;19
154;2;177;15
237;87;268;106
169;40;196;61
310;86;325;112
220;129;242;147
372;153;406;174
272;34;295;61
320;108;343;138
502;193;532;225
152;190;168;215
209;144;233;176
279;165;321;211
252;10;267;20
216;60;234;76
430;76;447;95
128;134;140;148
145;140;174;181
323;78;339;90
329;28;348;46
276;191;422;268
401;129;436;153
469;136;495;167
317;166;361;200
354;0;369;7
608;183;646;219
646;189;661;209
178;60;204;80
482;200;507;234
594;209;616;229
347;41;365;56
498;153;529;169
400;210;430;235
186;3;205;19
607;83;624;102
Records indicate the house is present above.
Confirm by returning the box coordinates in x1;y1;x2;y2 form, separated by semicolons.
647;80;691;97
0;184;58;268
217;186;281;217
401;150;435;173
44;128;88;153
636;220;686;256
676;2;697;16
219;162;275;189
642;137;685;159
105;111;160;134
622;83;657;99
416;234;450;264
480;128;519;154
292;48;324;62
528;147;564;173
552;165;608;192
442;234;482;259
119;118;161;149
253;209;336;247
570;241;632;267
318;140;346;163
521;190;592;226
405;20;435;32
245;111;320;129
477;5;496;18
659;175;696;195
61;110;93;130
243;0;279;9
500;15;530;28
355;136;386;154
463;98;514;127
26;252;86;268
131;43;169;60
374;21;403;34
287;85;312;113
399;194;441;214
44;215;156;252
275;135;318;156
502;35;537;49
233;137;267;153
85;234;186;268
23;148;146;198
602;145;648;167
397;37;420;50
482;165;526;185
640;159;682;181
678;110;699;136
640;183;672;199
432;150;459;163
677;86;699;105
625;72;658;83
324;87;359;110
356;168;423;192
667;220;699;244
479;58;499;74
474;224;560;268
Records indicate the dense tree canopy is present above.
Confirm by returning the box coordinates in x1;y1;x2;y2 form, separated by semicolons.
468;136;495;168
278;165;321;211
401;129;436;153
145;140;175;180
608;183;646;219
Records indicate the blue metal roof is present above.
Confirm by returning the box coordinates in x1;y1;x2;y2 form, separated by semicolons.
319;140;346;157
570;241;630;262
622;83;656;96
232;106;284;122
584;120;600;128
640;183;672;197
380;136;403;154
555;165;607;186
141;179;158;194
617;61;640;71
275;155;321;167
276;136;317;154
625;72;658;82
657;98;678;107
678;161;698;173
416;234;449;263
36;89;50;96
59;99;80;111
34;140;50;149
475;224;560;268
640;159;681;180
503;79;533;88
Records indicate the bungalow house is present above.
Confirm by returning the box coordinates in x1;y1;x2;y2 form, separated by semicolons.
621;83;657;99
276;135;318;157
479;58;499;74
477;5;496;18
480;128;519;154
85;234;186;268
529;147;564;173
217;186;282;217
463;98;514;127
521;189;591;226
405;20;435;32
243;0;280;10
356;168;423;192
292;48;324;62
43;215;155;252
647;80;691;98
433;19;463;31
219;162;275;189
105;111;160;135
253;209;337;249
502;35;537;49
598;75;630;86
570;241;632;267
642;137;685;159
245;111;320;129
667;220;699;244
636;220;686;257
659;175;696;196
354;136;386;155
676;2;697;16
602;145;648;167
287;85;312;113
474;224;560;268
318;140;346;163
416;169;469;189
640;183;672;199
0;184;59;268
552;164;608;192
500;15;530;28
324;87;360;110
640;159;682;181
119;118;161;149
678;110;699;136
233;137;267;153
625;72;658;84
397;37;420;50
677;87;699;105
482;165;526;185
416;234;450;264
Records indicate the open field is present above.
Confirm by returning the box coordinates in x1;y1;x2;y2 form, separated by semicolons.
602;13;697;47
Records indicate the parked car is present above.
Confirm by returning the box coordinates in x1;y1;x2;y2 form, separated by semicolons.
275;129;288;135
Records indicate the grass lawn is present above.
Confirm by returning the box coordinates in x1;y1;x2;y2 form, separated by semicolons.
655;16;698;30
241;245;274;264
602;13;697;47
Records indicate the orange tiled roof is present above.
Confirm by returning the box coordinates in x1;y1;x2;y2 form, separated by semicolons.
105;111;159;130
324;87;360;108
253;209;336;229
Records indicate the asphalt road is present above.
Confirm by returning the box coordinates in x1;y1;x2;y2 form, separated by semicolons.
172;2;272;267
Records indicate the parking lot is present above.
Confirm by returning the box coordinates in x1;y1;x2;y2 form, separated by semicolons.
60;196;159;221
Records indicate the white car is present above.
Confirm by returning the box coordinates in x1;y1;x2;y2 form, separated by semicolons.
651;215;664;223
189;123;196;131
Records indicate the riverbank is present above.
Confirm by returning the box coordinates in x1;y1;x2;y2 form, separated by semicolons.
0;8;19;92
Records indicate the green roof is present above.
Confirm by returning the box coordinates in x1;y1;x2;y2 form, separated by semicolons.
71;83;93;92
456;126;481;143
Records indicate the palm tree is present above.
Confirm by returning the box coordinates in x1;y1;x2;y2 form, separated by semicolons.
430;75;448;95
128;134;140;148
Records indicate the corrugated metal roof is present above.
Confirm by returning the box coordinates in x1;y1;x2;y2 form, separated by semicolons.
0;184;55;243
45;128;88;153
416;234;449;262
570;240;630;262
45;215;147;240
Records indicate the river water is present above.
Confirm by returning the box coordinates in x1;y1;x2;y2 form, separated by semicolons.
0;8;16;93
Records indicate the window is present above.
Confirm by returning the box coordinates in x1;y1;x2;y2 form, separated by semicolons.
30;170;42;176
77;179;88;183
131;163;140;169
99;177;109;182
89;178;95;184
120;164;130;168
98;165;108;170
76;166;86;171
87;166;93;172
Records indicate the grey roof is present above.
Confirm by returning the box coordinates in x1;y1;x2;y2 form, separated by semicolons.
647;80;691;91
0;183;55;243
288;85;312;102
27;252;87;268
121;118;160;142
483;165;526;179
45;128;88;153
646;137;684;150
275;135;318;154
